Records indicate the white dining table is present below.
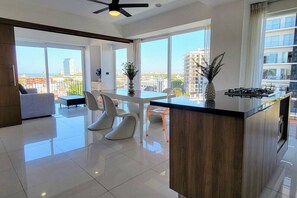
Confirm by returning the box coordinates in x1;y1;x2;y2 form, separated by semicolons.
100;88;168;143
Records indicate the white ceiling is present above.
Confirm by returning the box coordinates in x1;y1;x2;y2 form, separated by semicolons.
22;0;244;25
23;0;195;25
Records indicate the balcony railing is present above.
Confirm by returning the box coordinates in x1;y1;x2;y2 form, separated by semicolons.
264;58;294;64
262;75;291;80
266;21;296;31
19;76;83;100
265;40;295;48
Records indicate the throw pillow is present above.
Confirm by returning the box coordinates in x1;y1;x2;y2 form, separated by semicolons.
19;84;28;94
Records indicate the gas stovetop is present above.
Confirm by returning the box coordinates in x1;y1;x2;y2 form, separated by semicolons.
225;88;275;98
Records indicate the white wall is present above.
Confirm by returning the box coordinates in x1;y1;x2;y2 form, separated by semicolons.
210;1;248;90
123;0;248;90
101;44;115;89
14;27;91;47
89;46;101;82
268;0;297;14
121;1;212;39
0;0;122;37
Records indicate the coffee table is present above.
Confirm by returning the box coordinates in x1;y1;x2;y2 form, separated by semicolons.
58;95;86;109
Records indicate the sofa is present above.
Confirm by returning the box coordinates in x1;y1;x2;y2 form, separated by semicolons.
20;88;55;119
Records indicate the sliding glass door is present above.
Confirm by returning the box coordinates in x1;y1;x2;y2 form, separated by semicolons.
261;13;297;113
47;47;83;99
171;30;205;96
16;44;84;100
16;46;47;93
115;48;128;88
140;28;208;96
141;39;168;91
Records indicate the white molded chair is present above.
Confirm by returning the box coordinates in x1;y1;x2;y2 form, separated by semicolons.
101;93;138;140
92;90;119;107
84;91;114;131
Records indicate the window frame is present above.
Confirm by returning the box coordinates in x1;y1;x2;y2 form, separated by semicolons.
16;41;86;96
140;26;209;91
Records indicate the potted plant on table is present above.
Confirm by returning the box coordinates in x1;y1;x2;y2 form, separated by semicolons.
194;52;225;101
122;62;138;94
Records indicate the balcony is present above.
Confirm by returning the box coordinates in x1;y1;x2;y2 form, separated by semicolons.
266;21;296;32
265;40;295;48
262;75;291;81
19;76;83;100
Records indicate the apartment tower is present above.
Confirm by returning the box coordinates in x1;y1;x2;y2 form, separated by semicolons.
262;13;297;98
184;49;205;97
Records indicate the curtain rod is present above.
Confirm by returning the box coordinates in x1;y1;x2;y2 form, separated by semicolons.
251;0;280;5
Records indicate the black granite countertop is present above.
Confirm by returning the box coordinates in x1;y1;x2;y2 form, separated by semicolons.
150;90;291;118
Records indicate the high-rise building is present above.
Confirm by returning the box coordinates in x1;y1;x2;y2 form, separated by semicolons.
63;58;75;75
184;49;205;97
262;13;297;98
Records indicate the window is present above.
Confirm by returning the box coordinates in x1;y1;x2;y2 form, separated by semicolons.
171;30;205;96
262;13;297;114
16;46;47;93
284;16;296;28
266;19;281;30
16;44;85;100
265;35;280;47
283;34;294;46
115;48;128;88
140;28;208;96
263;69;276;79
141;39;168;92
266;53;278;63
47;47;83;98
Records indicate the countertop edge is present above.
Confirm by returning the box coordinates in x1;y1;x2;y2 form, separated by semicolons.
150;92;291;119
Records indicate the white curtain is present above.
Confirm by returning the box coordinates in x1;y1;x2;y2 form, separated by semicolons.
203;25;211;92
133;39;141;90
245;2;267;88
204;24;211;62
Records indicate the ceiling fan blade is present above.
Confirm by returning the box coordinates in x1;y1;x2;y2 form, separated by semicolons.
112;0;119;4
119;3;149;8
93;7;109;14
120;8;132;17
87;0;109;6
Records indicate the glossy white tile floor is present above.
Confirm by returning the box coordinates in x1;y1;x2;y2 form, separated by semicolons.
0;106;297;198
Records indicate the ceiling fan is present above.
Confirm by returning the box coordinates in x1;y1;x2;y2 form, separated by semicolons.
88;0;149;17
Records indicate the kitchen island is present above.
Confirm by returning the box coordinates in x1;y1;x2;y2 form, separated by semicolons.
151;91;291;198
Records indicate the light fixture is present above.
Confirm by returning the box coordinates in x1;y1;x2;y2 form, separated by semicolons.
109;4;121;17
41;192;47;197
109;10;121;16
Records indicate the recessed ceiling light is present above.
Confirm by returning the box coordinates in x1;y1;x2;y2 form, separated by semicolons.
155;3;162;7
41;192;47;197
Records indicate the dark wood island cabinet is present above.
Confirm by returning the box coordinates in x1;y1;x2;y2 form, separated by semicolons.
151;91;290;198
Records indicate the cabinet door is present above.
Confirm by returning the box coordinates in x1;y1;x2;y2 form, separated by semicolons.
0;23;21;127
262;102;280;185
243;110;266;198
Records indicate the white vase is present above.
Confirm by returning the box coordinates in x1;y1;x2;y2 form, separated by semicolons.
128;80;134;94
205;82;215;101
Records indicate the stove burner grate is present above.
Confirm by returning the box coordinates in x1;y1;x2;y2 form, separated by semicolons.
225;88;275;98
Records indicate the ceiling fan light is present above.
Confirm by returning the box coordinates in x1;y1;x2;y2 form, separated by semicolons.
109;10;121;16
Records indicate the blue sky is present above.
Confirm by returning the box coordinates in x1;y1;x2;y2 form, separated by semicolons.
116;30;205;74
17;29;204;75
16;46;82;75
